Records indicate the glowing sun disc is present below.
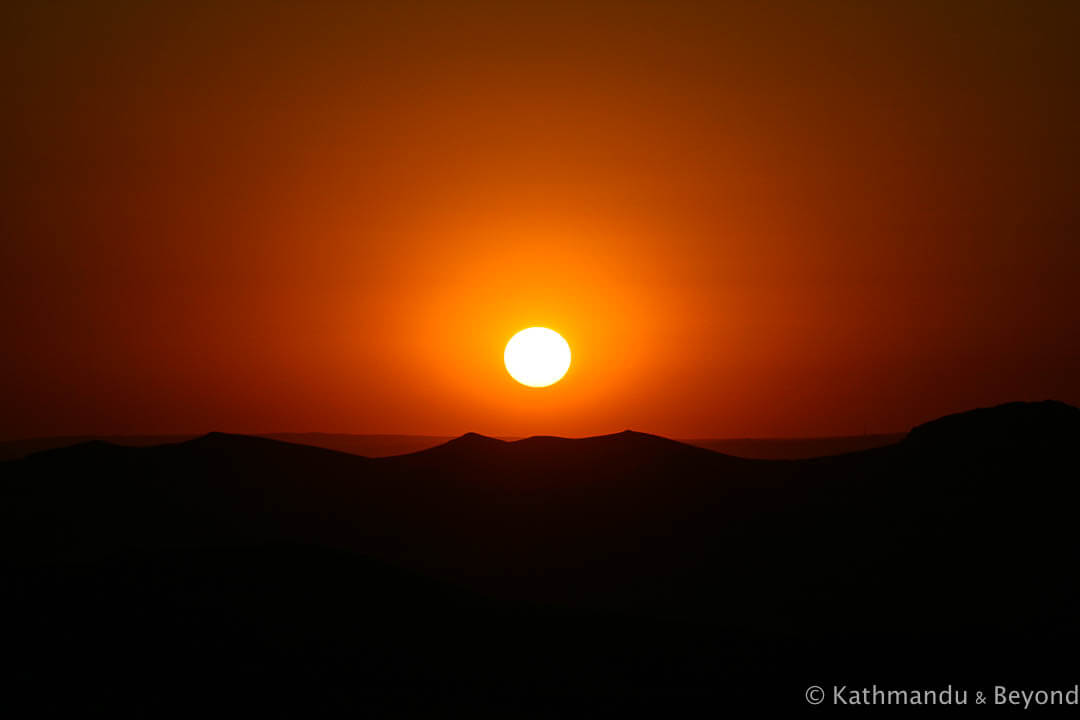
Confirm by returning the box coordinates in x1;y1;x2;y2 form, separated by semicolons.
504;327;571;387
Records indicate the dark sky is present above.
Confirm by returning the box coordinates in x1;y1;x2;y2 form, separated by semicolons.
2;0;1078;439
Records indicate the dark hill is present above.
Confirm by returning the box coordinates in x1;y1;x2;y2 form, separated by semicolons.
3;401;1079;714
904;399;1080;451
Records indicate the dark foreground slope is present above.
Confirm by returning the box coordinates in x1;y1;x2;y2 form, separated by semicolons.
2;401;1079;715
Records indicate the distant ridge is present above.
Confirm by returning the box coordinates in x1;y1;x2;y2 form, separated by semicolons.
681;433;904;459
440;431;508;448
435;429;696;450
2;401;1074;462
413;429;722;465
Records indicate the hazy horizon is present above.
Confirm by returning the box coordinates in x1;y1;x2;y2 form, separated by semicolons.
0;427;912;445
0;425;914;463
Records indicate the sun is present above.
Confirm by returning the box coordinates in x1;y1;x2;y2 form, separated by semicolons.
504;327;571;388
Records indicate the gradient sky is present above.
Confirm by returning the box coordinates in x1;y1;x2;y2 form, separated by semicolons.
2;0;1078;439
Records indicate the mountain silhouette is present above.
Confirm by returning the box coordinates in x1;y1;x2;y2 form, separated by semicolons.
0;430;907;462
3;401;1078;714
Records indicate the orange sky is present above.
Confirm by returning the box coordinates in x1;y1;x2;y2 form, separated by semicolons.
2;1;1078;439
